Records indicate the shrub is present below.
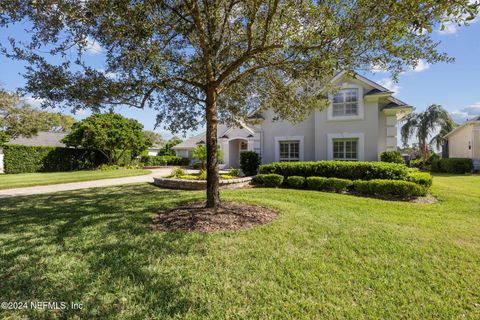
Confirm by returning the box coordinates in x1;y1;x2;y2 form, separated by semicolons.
178;175;198;180
240;151;261;176
406;171;433;188
198;169;207;180
142;155;189;166
409;159;425;169
380;150;405;164
306;176;328;190
353;179;427;198
323;178;353;192
229;168;241;177
286;176;306;189
170;167;186;178
432;158;473;174
220;174;234;180
259;161;408;181
254;173;283;187
2;144;107;174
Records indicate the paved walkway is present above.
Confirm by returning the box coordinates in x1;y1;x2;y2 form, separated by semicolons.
0;168;175;199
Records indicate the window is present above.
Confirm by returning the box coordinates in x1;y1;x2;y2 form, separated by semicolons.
240;141;248;151
332;138;358;160
279;141;300;161
332;89;359;117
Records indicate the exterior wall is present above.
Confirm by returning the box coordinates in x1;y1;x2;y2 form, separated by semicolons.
448;125;473;158
259;109;316;164
175;149;191;158
0;151;4;174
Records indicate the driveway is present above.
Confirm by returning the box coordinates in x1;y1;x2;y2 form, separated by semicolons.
0;168;175;199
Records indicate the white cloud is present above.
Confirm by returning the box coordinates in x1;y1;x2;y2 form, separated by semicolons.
438;21;459;35
370;63;387;73
450;102;480;123
23;96;45;108
85;37;103;55
378;78;401;94
411;59;430;72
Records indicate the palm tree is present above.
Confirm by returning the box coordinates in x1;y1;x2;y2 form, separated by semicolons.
401;104;457;160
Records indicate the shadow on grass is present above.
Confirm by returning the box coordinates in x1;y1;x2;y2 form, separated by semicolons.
0;184;208;319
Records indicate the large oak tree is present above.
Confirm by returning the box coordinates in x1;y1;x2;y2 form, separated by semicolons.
0;0;477;207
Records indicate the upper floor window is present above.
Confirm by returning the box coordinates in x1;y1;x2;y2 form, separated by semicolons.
279;141;299;162
332;89;359;117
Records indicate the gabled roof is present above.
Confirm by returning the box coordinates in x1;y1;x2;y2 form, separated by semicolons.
172;132;206;150
6;131;67;147
444;117;480;138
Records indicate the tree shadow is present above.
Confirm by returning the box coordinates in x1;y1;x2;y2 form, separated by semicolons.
0;184;210;319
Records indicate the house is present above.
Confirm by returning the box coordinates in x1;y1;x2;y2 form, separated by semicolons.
442;116;480;170
173;71;413;168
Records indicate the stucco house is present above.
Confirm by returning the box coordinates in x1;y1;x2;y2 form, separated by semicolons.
173;71;413;168
442;116;480;170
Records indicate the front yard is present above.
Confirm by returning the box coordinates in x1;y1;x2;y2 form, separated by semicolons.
0;175;479;319
0;169;151;190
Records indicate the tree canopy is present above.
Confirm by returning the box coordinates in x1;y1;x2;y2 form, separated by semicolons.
0;0;477;206
158;136;183;156
62;113;149;164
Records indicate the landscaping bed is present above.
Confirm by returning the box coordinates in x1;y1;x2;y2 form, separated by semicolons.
152;201;277;232
153;176;252;190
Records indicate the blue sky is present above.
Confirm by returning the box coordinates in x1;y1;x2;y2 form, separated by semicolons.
0;18;479;140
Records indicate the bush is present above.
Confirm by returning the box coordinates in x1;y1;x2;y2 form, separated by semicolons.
286;176;306;189
220;174;234;180
406;171;433;188
2;144;107;174
432;158;473;174
353;179;427;198
380;150;405;164
409;159;425;169
306;176;328;190
306;176;351;192
170;167;186;178
240;151;261;176
198;169;207;180
254;173;284;187
142;155;189;166
178;175;198;180
259;161;408;181
229;168;241;177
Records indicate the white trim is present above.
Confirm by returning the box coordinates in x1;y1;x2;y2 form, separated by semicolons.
327;84;364;121
274;136;304;162
327;133;365;161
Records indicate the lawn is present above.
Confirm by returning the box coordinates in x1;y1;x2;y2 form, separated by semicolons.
0;175;479;319
0;169;151;190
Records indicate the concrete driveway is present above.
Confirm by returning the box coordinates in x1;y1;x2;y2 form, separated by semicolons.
0;168;175;199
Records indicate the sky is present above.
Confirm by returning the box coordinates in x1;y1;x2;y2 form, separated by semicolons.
0;17;479;141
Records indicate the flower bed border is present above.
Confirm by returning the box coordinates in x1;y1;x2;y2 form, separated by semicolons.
153;176;253;190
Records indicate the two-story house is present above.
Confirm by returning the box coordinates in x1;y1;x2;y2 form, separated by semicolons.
173;71;412;168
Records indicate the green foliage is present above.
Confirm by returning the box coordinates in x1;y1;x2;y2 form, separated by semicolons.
142;155;189;166
62;113;145;165
198;169;207;180
305;177;352;192
170;168;186;178
220;175;234;180
406;171;433;188
380;150;405;164
286;176;306;189
3;144;106;174
143;131;164;148
192;144;224;170
353;179;427;198
254;174;284;188
431;158;473;174
240;151;262;176
158;136;183;156
259;161;408;181
178;175;199;180
229;168;241;177
0;131;9;145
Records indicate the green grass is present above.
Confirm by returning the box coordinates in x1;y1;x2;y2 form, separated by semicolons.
0;169;151;189
0;175;479;319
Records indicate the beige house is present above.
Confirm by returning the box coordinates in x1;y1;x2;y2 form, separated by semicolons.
443;116;480;170
173;71;412;168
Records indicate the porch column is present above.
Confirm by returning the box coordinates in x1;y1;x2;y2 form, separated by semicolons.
220;138;229;167
385;115;398;151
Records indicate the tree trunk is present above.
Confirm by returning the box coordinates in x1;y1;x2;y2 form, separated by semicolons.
205;86;220;208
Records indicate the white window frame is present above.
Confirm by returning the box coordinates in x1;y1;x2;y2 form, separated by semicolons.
327;133;365;161
274;136;304;162
327;84;364;121
332;138;359;160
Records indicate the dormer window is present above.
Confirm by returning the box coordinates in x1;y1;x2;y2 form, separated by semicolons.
332;89;359;117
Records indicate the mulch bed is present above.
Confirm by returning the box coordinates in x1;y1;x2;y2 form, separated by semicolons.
152;201;278;232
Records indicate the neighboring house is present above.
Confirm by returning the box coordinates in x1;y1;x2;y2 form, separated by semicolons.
147;146;162;156
443;116;480;170
173;71;412;168
0;132;67;173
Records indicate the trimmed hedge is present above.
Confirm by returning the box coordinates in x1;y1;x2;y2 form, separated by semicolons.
286;176;305;189
406;171;433;188
380;150;405;164
142;155;189;166
306;176;352;192
254;173;283;187
240;151;261;176
3;144;107;174
259;161;408;181
431;158;473;174
353;179;427;198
